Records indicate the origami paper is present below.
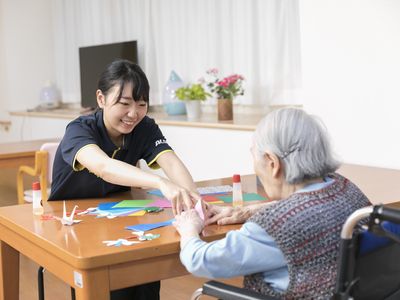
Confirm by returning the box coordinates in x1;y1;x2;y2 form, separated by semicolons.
102;239;140;247
147;198;172;208
217;193;267;203
195;199;205;221
55;201;82;225
129;210;146;216
147;185;233;197
112;200;153;208
202;195;224;204
126;219;175;232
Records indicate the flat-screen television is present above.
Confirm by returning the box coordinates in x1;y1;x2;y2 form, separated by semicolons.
79;40;138;110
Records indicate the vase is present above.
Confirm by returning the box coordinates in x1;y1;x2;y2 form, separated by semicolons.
185;101;201;120
162;70;186;115
39;81;61;109
217;98;233;121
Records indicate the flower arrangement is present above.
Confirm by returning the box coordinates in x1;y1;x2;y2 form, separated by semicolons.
205;68;245;100
175;83;210;101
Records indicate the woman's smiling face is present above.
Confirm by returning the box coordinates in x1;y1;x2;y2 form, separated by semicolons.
97;81;148;140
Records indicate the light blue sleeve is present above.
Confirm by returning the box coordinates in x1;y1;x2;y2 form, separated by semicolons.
180;222;287;279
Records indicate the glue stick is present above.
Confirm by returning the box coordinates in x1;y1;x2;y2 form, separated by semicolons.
32;181;44;215
232;174;243;207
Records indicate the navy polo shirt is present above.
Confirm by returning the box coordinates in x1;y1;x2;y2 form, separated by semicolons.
49;110;172;200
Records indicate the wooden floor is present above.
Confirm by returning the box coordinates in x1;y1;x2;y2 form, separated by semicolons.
19;254;242;300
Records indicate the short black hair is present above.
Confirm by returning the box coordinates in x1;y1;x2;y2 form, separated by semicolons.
97;59;150;104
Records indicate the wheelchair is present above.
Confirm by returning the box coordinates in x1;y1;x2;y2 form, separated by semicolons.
191;205;400;300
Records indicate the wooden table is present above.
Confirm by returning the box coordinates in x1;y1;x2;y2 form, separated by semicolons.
338;164;400;204
0;138;59;169
0;176;261;300
1;165;400;299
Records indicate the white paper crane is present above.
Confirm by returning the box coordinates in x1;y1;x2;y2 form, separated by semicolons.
60;201;82;226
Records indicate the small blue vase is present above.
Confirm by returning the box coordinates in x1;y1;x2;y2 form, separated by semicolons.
162;71;186;115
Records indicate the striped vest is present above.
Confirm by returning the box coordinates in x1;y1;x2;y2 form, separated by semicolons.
244;173;370;299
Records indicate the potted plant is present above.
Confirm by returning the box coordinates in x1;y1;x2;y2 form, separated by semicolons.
175;83;210;120
205;68;245;121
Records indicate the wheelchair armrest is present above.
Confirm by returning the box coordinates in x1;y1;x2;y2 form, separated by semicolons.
201;280;278;300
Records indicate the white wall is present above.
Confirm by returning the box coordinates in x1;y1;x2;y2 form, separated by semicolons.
160;126;254;181
0;0;55;118
0;0;8;120
300;0;400;169
0;0;55;142
2;0;400;172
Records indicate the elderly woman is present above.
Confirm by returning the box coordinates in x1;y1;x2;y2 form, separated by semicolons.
173;108;371;299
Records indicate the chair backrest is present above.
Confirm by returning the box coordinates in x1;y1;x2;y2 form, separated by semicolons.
39;142;59;185
17;142;60;204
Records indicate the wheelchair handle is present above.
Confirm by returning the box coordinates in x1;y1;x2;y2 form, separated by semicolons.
341;206;373;239
373;205;400;224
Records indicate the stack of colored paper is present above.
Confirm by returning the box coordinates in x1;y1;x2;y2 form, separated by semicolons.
147;185;233;197
92;199;172;218
216;193;267;203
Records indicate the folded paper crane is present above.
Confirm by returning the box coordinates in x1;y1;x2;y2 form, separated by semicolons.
59;201;82;226
102;239;140;247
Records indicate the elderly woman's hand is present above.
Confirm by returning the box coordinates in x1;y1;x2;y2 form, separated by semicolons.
205;201;277;226
204;204;247;225
173;209;204;247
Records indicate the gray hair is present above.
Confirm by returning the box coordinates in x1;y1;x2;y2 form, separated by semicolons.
254;108;340;184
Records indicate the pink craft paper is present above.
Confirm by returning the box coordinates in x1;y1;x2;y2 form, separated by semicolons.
195;199;205;221
147;198;172;208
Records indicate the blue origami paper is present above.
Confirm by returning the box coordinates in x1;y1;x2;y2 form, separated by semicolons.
147;185;233;197
98;202;122;210
126;219;175;232
147;189;164;197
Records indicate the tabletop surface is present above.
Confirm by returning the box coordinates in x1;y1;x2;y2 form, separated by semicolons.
337;164;400;204
1;165;400;270
0;175;261;270
0;138;59;157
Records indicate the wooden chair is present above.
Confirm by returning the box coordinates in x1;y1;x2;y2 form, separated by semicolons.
16;142;59;204
16;142;62;300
